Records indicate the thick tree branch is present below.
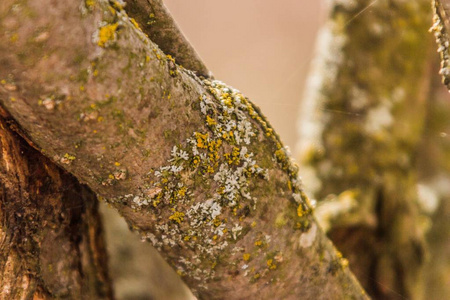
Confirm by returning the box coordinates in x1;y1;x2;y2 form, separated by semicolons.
0;0;366;298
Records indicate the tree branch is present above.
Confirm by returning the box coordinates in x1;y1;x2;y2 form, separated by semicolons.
432;0;450;91
123;0;211;77
298;0;434;298
0;0;367;298
0;114;113;299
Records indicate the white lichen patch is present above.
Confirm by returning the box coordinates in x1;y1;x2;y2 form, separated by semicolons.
296;19;347;169
364;102;393;134
107;78;312;285
42;98;55;110
416;183;439;214
109;80;276;283
298;223;317;248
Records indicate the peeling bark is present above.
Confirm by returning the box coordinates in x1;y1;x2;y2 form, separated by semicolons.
297;1;434;299
0;0;366;298
0;111;113;299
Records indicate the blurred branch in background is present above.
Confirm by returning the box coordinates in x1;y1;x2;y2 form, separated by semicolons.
296;0;445;299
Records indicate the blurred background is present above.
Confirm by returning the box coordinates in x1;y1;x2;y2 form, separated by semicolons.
164;0;325;149
101;2;326;299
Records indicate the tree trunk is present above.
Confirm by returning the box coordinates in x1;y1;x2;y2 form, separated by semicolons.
0;111;113;299
418;59;450;299
0;0;366;298
297;0;434;299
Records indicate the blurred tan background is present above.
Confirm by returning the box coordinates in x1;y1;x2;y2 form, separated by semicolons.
102;2;325;299
164;0;325;149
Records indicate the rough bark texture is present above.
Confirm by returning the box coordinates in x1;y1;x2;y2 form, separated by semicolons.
297;0;433;299
0;110;113;299
432;0;450;91
104;1;209;297
0;0;367;298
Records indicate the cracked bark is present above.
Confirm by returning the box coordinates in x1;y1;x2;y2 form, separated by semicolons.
0;110;113;299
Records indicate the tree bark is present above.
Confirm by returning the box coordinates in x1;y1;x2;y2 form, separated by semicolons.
297;0;434;299
0;0;366;298
417;59;450;299
432;0;450;91
122;0;211;78
0;110;113;299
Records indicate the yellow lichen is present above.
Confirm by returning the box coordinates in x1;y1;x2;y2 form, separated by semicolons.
267;259;276;269
64;153;76;161
130;18;141;30
169;211;185;224
85;0;95;9
177;186;187;197
297;204;305;217
213;218;222;227
206;115;217;126
10;33;18;43
97;23;119;48
275;213;287;227
243;253;251;261
195;132;209;149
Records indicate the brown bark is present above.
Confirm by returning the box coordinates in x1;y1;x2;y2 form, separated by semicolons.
0;110;113;299
123;0;211;77
0;0;366;298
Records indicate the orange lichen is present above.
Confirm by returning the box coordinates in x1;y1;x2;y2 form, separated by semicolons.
97;23;119;48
